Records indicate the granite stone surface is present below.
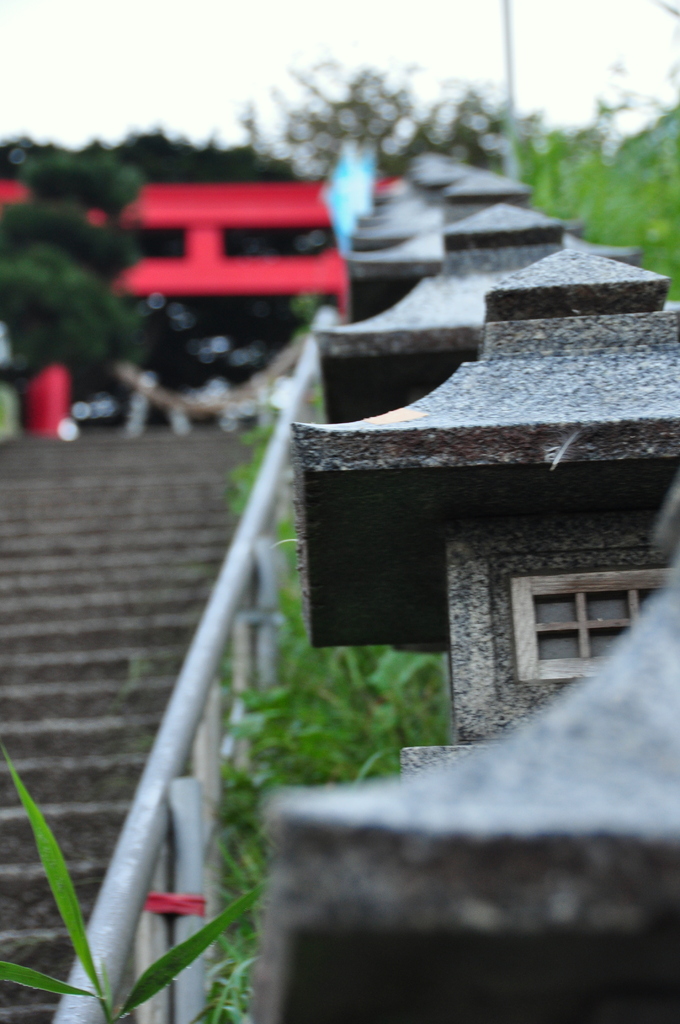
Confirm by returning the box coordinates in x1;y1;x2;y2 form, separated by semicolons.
446;511;662;743
482;310;677;359
564;232;642;267
318;274;493;357
408;153;470;191
400;744;480;776
486;250;669;322
252;578;680;1024
350;190;444;251
444;204;563;251
346;229;644;290
348;231;444;281
443;170;532;222
444;243;561;277
296;347;680;471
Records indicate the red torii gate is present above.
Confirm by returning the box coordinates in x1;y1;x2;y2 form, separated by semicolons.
0;179;348;308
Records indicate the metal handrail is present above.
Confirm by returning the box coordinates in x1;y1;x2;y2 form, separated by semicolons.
55;337;319;1023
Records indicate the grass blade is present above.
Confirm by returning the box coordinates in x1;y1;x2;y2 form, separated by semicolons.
2;745;103;997
118;884;263;1017
0;961;96;998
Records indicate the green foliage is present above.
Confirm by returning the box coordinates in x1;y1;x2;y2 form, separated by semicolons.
0;134;296;184
227;425;274;516
3;745;103;996
102;132;296;184
206;513;449;1019
0;245;140;370
22;152;143;217
0;382;19;439
1;203;138;279
0;962;96;998
0;149;143;370
0;745;260;1021
116;886;263;1017
518;101;680;297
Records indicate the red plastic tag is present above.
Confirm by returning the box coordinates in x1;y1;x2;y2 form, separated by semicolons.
143;892;206;917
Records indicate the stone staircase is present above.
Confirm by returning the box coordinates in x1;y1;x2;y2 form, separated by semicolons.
0;428;244;1023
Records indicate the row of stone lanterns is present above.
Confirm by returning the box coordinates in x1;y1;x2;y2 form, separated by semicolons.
250;156;680;1023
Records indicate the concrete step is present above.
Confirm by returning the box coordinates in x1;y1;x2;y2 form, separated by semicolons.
0;481;223;512
0;677;172;719
0;613;199;655
0;860;105;931
0;1006;60;1022
0;526;227;557
0;802;128;864
0;606;199;647
0;453;232;474
0;509;228;539
0;929;71;1011
0;586;211;622
0;545;223;579
0;481;226;514
1;715;161;759
0;427;242;1015
0;753;149;805
0;646;183;684
0;562;216;597
0;473;231;498
0;477;223;505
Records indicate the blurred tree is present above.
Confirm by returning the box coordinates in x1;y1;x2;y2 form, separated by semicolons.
23;151;142;216
0;245;139;369
243;63;534;178
0;133;296;183
0;152;142;371
105;131;295;182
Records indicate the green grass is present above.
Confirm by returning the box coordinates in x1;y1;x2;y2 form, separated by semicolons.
518;101;680;297
203;520;449;1021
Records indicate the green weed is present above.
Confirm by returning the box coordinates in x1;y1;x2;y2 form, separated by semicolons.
204;520;450;1019
0;746;260;1020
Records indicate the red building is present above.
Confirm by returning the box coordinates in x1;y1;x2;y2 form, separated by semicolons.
0;179;346;391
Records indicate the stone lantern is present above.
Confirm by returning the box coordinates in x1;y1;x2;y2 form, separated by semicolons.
294;252;680;749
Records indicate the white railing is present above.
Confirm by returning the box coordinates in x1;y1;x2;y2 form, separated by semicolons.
54;335;320;1024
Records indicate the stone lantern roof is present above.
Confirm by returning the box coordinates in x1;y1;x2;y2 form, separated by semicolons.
407;153;470;192
350;186;445;252
347;229;445;282
294;252;679;646
319;205;565;422
443;169;532;220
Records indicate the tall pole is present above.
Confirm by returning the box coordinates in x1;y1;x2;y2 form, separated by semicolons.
501;0;520;180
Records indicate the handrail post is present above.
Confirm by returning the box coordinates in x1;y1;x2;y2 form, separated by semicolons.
169;778;205;1024
134;846;171;1024
254;536;279;690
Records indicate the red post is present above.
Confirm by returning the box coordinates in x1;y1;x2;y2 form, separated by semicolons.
25;364;73;437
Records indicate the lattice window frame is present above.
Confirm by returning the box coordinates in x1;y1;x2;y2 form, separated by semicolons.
511;569;670;683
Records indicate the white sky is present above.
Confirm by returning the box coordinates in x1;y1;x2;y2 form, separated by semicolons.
0;0;678;147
